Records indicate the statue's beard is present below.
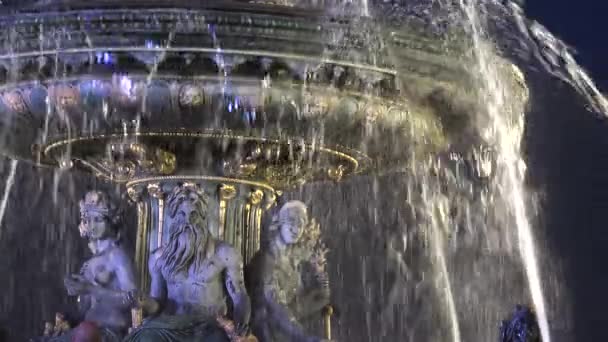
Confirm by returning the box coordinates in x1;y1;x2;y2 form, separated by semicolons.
159;223;208;278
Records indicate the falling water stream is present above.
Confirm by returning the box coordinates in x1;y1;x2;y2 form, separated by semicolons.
453;0;549;341
454;2;552;341
417;159;462;342
0;159;18;234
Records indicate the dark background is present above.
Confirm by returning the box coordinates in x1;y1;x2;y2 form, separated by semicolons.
523;1;608;341
525;2;607;92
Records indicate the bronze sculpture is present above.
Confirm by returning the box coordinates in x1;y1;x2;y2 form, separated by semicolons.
247;201;331;342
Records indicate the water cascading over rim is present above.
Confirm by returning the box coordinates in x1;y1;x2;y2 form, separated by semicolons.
0;0;528;291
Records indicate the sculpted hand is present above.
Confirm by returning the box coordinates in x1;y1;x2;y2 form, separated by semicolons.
310;245;329;276
217;316;256;341
64;274;92;296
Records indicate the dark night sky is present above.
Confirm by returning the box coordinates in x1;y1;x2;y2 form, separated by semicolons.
523;1;608;340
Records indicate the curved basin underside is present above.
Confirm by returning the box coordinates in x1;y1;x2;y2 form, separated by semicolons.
0;0;528;189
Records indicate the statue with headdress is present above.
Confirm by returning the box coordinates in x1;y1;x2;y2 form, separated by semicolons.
124;184;252;342
246;200;332;342
37;190;138;341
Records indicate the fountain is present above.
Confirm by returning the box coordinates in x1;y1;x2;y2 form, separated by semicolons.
0;0;602;340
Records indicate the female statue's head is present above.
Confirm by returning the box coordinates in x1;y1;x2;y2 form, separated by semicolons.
277;201;308;245
78;191;119;243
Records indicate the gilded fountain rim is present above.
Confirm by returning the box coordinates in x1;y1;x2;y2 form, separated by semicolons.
126;175;276;193
41;130;366;171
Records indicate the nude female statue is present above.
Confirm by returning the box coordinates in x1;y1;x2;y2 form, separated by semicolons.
42;190;137;341
246;200;332;342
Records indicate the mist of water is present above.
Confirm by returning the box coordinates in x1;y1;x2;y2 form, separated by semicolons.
419;163;462;342
451;1;551;341
0;159;18;236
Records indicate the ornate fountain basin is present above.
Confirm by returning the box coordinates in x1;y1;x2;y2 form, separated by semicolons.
0;0;497;190
0;2;529;265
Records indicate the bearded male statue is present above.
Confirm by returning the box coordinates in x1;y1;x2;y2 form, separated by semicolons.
125;184;251;342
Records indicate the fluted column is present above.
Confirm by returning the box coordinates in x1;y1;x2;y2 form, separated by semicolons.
244;190;264;262
128;186;151;293
147;183;165;250
218;184;237;241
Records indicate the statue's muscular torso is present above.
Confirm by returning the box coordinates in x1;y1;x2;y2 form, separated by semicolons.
149;240;246;318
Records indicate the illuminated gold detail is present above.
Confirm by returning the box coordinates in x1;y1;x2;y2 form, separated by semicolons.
43;130;363;188
127;186;143;202
147;183;165;249
43;131;360;170
236;189;267;261
238;162;257;176
327;165;345;182
263;191;276;210
182;182;199;192
131;308;143;329
147;183;163;198
248;189;264;206
244;203;252;261
156;149;176;175
134;201;150;292
255;206;263;256
219;184;238;200
157;199;165;248
218;184;237;240
323;305;334;340
126;175;275;193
